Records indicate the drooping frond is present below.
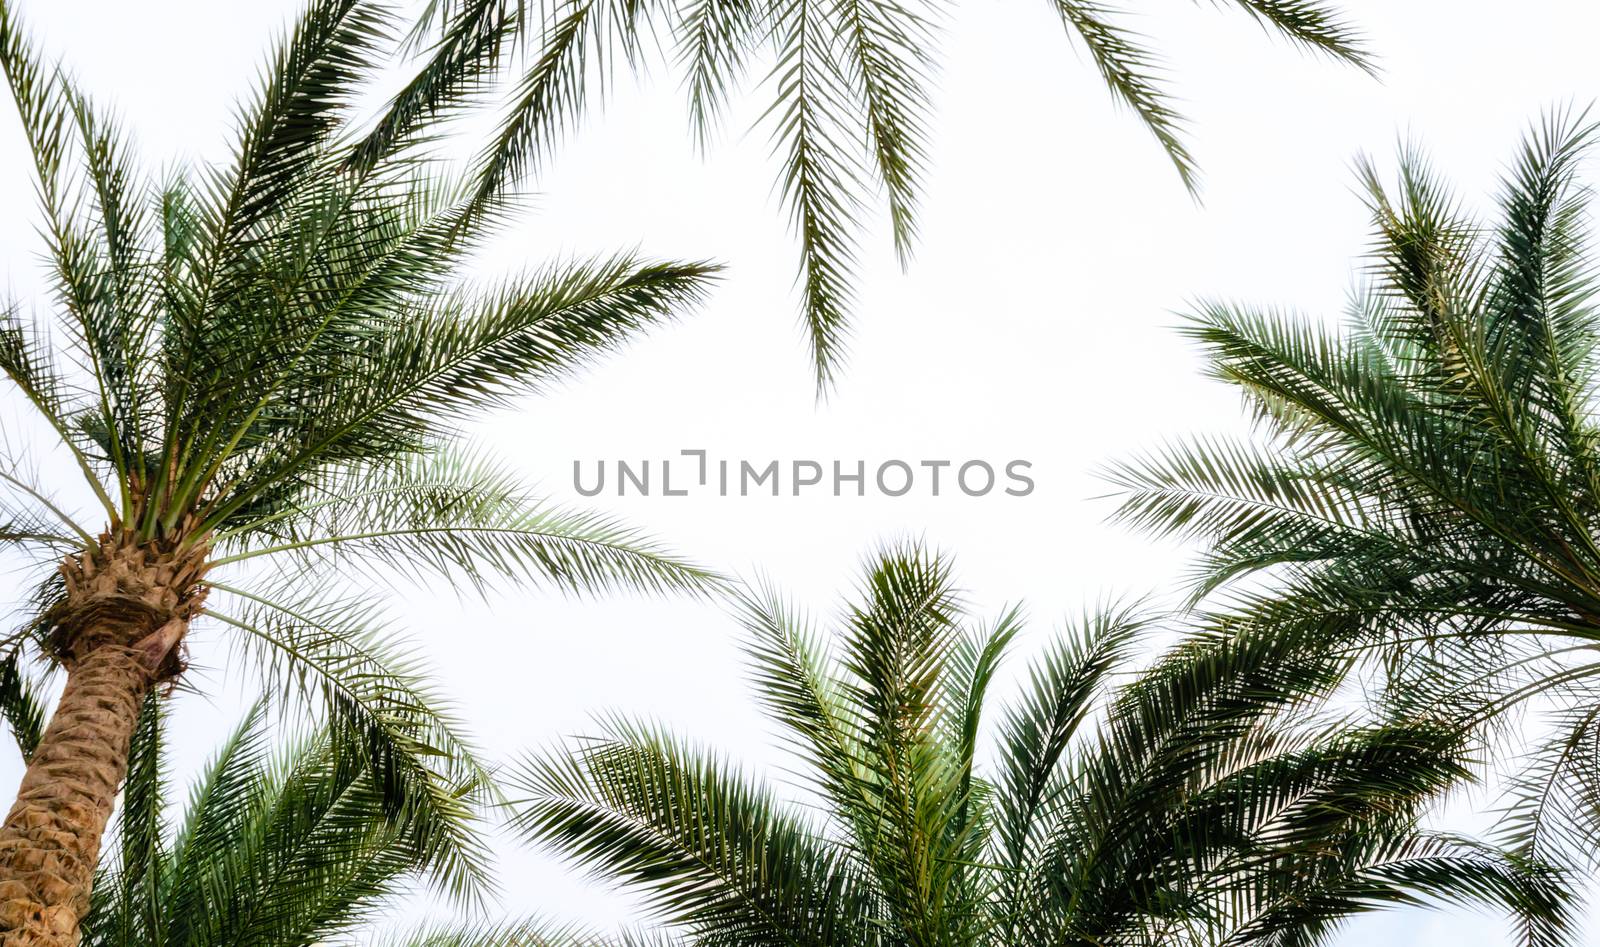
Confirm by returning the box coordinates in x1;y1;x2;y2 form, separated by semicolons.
832;0;935;265
204;579;494;904
763;0;868;389
398;0;1371;390
1052;1;1196;191
1218;0;1373;70
676;0;763;144
213;449;720;597
0;302;75;454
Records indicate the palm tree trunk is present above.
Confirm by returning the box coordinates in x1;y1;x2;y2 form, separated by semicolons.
0;639;161;945
0;533;202;945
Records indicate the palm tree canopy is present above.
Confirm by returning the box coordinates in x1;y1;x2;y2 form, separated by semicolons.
506;543;1571;946
1106;110;1600;873
388;0;1374;389
0;0;721;916
0;0;717;580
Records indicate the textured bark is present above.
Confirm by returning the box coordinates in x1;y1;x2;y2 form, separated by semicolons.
0;532;205;946
0;644;156;944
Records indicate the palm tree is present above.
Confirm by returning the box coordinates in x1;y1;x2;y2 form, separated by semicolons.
0;0;721;940
388;0;1375;388
1106;111;1600;874
507;544;1570;946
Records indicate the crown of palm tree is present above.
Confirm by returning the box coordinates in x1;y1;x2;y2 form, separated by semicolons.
1106;110;1600;874
0;0;723;938
389;0;1375;389
505;544;1570;946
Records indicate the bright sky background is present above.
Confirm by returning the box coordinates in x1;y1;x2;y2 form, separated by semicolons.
2;0;1600;942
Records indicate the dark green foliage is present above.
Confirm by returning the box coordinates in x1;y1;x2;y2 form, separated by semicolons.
1107;109;1600;875
507;543;1569;945
79;705;476;947
85;698;500;932
67;698;671;946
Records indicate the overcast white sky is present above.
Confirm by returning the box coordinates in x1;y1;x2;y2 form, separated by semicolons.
3;0;1600;942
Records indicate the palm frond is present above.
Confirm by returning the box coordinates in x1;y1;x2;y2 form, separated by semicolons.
990;605;1145;936
1054;1;1196;191
763;0;868;389
101;694;167;947
85;704;499;947
213;449;720;597
0;3;137;513
0;648;46;762
832;0;937;265
372;916;659;947
202;0;394;254
676;0;764;144
204;579;494;905
347;0;519;172
510;718;871;946
459;0;664;232
1217;0;1374;71
202;254;717;532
